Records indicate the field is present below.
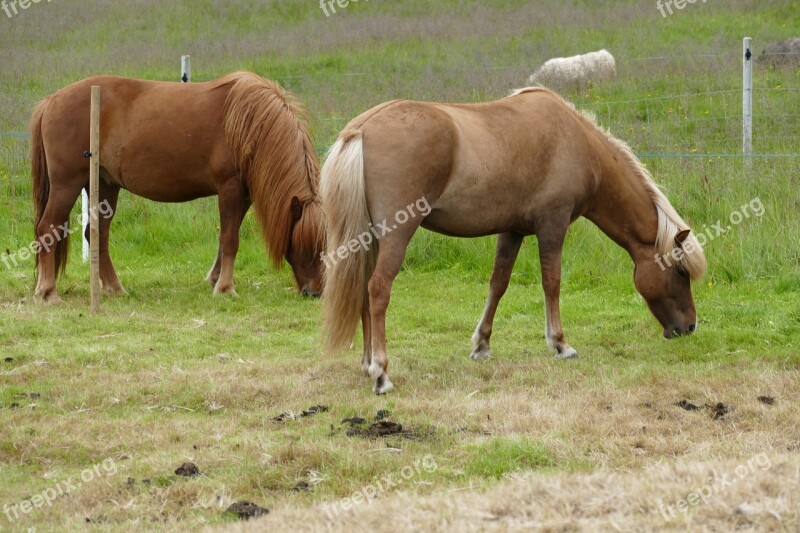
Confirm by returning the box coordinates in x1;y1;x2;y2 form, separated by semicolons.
1;0;800;531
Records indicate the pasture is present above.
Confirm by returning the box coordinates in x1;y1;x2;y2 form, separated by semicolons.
1;1;799;531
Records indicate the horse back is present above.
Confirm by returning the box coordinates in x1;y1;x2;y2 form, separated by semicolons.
39;76;235;201
354;92;604;237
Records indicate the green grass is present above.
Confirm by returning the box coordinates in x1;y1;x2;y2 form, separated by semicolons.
0;0;799;531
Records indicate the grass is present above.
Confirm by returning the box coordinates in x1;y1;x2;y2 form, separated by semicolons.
1;0;799;531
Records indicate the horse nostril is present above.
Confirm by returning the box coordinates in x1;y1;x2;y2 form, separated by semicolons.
301;288;309;297
688;323;696;333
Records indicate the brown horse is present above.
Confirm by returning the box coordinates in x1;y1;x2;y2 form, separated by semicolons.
321;87;707;394
30;71;324;303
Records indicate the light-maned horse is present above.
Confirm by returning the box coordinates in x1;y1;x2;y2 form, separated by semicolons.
30;71;324;303
321;87;707;394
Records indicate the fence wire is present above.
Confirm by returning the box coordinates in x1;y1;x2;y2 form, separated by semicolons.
1;64;798;183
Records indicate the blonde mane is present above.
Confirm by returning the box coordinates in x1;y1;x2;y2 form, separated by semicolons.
219;72;322;267
511;87;707;280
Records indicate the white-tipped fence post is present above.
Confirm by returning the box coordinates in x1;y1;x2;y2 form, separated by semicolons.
181;55;191;83
82;189;89;262
742;37;753;166
89;86;101;313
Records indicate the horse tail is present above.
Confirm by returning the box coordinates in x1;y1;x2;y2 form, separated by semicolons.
320;131;376;354
30;97;68;280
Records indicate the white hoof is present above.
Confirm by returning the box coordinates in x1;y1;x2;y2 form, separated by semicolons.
373;376;394;395
213;284;237;296
470;347;493;361
555;346;578;360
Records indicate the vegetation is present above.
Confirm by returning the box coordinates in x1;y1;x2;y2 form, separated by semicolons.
0;0;798;530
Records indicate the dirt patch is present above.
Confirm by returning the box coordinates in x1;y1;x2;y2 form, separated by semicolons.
14;392;41;400
708;402;731;420
292;481;311;492
301;405;329;417
175;462;201;477
273;405;329;422
225;501;269;520
758;395;776;405
675;400;732;420
676;400;700;411
341;411;430;440
346;420;408;438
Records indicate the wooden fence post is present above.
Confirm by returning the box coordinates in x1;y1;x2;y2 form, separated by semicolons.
89;86;101;313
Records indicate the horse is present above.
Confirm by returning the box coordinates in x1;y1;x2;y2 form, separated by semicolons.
30;71;324;303
320;87;707;394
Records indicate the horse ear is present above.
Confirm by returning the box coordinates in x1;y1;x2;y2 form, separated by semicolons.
675;229;691;248
291;196;303;222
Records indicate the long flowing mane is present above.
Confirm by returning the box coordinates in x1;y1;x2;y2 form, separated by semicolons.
511;87;707;280
218;72;322;267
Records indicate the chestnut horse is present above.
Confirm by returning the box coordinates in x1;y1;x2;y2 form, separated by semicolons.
30;72;324;303
321;87;707;394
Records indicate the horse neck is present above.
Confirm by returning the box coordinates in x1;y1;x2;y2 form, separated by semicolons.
583;151;658;263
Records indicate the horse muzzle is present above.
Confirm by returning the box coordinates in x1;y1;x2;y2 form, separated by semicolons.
664;322;697;339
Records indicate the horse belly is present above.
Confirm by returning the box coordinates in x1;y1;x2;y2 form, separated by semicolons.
423;189;532;237
103;130;226;202
100;82;231;203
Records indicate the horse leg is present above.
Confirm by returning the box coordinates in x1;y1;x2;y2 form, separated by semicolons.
213;179;249;295
367;226;417;395
361;293;372;376
470;232;524;361
205;249;222;287
34;172;84;304
84;182;125;294
537;217;578;360
208;193;250;289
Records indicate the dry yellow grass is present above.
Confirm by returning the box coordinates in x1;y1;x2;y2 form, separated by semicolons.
216;454;800;532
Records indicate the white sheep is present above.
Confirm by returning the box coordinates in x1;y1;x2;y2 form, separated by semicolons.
528;49;616;90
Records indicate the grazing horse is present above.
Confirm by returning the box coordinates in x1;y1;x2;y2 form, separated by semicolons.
30;71;324;303
321;87;707;394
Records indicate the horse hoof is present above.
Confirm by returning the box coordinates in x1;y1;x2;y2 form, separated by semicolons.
44;295;63;306
103;285;127;296
213;285;237;296
373;375;394;395
555;347;578;360
470;347;493;361
34;290;61;305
